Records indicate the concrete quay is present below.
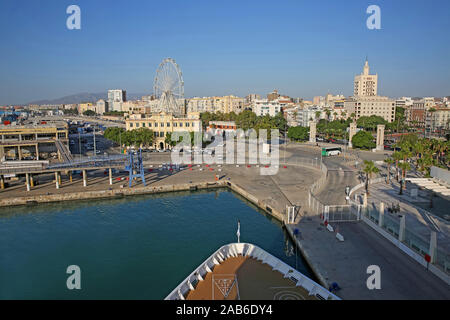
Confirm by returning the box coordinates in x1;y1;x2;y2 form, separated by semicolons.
1;143;449;299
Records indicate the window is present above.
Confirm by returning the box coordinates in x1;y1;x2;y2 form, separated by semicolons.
160;123;164;127
130;123;134;127
155;123;158;127
185;122;190;127
179;123;183;127
148;123;152;127
167;122;171;127
173;122;178;127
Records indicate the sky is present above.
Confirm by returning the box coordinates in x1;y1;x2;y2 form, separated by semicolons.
0;0;449;105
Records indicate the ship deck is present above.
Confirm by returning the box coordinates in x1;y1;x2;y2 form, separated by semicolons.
186;256;318;300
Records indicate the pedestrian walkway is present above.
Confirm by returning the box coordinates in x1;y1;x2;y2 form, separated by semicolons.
287;218;450;300
362;182;450;272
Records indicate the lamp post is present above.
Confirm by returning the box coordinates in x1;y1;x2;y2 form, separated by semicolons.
78;131;82;160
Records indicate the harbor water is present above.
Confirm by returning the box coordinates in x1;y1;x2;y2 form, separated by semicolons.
0;189;312;299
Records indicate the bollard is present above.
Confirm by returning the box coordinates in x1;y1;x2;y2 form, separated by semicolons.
55;172;60;189
378;202;384;227
429;232;437;264
83;170;87;187
398;215;406;242
26;173;31;192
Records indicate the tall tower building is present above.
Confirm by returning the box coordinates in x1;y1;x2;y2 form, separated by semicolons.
107;89;127;112
353;59;378;97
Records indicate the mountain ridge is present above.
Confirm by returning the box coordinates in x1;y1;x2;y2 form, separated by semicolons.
26;92;149;106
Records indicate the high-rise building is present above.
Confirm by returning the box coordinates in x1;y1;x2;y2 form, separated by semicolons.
107;89;127;112
354;60;378;97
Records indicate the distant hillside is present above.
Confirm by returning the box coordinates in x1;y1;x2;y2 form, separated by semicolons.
27;92;148;105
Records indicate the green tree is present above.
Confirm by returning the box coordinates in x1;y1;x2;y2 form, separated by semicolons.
104;127;126;145
63;108;78;115
83;110;96;116
352;130;376;150
287;126;310;142
357;115;387;131
392;151;403;181
398;161;411;192
384;158;394;184
315;111;321;121
235;110;258;131
363;160;380;195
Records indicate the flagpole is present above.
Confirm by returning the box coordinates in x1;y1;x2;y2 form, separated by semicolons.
237;220;240;244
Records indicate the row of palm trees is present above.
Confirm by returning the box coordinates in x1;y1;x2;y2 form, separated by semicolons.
382;135;449;194
364;135;449;195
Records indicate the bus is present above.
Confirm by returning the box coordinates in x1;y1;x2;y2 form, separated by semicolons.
322;147;342;157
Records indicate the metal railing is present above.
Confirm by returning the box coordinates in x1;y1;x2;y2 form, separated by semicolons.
360;202;449;276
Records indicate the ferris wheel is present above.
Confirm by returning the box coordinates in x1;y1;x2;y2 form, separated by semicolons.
153;58;184;115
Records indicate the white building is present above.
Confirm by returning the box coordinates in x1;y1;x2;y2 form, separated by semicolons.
95;99;108;115
426;107;450;132
354;59;378;97
252;99;282;117
395;97;414;108
108;89;126;112
296;106;325;127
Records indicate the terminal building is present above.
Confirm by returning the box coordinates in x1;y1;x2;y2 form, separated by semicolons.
0;122;71;162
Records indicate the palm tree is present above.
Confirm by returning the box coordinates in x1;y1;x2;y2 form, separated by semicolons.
325;109;332;121
398;161;411;193
384;158;394;184
363;160;380;195
392;152;403;181
315;111;321;121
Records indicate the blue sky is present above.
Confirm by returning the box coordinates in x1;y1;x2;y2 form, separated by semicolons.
0;0;449;105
